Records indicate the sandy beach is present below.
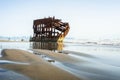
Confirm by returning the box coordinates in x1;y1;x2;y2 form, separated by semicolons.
0;49;81;80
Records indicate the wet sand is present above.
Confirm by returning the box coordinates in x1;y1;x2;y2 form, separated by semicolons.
0;49;81;80
32;49;86;63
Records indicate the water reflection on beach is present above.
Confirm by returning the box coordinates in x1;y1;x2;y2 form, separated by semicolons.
30;42;63;51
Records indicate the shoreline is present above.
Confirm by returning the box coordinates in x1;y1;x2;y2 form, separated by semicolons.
0;49;81;80
0;40;29;42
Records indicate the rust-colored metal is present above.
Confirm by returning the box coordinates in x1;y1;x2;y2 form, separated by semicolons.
30;16;70;42
31;42;63;51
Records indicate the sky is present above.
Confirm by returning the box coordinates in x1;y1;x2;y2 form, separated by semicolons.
0;0;120;40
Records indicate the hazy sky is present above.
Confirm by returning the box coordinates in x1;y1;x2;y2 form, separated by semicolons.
0;0;120;39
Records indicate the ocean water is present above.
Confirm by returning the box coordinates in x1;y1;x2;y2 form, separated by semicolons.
0;42;120;80
63;43;120;67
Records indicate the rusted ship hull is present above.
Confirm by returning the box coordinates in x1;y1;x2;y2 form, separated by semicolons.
30;17;70;42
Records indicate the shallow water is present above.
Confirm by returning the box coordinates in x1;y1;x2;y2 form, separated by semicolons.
63;43;120;67
0;42;120;80
0;68;31;80
0;60;30;65
0;42;30;49
62;43;120;80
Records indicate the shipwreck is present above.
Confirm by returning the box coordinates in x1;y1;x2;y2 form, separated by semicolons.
30;17;70;42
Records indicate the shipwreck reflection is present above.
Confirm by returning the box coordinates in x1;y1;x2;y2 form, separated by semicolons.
31;42;63;51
